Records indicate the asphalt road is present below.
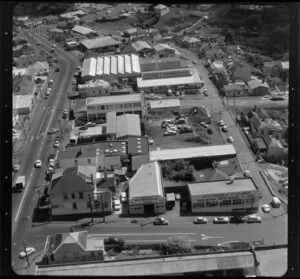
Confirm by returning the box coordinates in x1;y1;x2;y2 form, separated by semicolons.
11;26;79;271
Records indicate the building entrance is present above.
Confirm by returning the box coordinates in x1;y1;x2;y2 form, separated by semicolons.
144;204;155;216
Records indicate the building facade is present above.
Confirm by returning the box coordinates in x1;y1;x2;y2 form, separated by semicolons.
86;94;143;121
188;178;259;213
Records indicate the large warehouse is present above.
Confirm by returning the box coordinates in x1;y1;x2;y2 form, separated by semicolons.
81;54;141;82
80;36;121;52
128;161;166;215
188;178;259;213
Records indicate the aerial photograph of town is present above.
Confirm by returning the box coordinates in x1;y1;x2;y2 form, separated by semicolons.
10;2;291;276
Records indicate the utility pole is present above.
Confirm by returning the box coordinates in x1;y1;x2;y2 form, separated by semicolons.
101;193;105;223
58;119;63;139
48;201;52;223
89;194;94;223
22;240;30;267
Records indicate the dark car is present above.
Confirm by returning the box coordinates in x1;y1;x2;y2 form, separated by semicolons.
79;126;88;130
229;216;246;224
153;217;169;225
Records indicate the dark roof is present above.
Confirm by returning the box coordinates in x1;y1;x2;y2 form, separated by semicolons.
250;115;262;130
53;233;63;252
50;167;94;194
254;137;267;150
247;110;259;120
127;136;149;155
140;57;183;72
262;134;272;146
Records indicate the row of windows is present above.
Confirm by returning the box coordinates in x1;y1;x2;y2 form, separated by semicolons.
74;159;91;165
87;102;141;111
64;193;84;200
193;198;255;208
72;251;102;259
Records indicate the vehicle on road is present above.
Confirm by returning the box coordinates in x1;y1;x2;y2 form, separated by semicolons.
229;216;246;224
53;140;60;148
261;204;271;213
213;217;229;224
221;126;228;132
164;130;176;136
47;128;59;134
203;88;209;96
113;199;121;211
192;60;197;64
263;95;270;99
45;90;51;96
227;136;234;143
175;193;181;200
79;126;88;131
148;137;154;145
219;120;225;126
243;170;251;177
153;217;169;225
13;164;20;172
62;109;68;118
85;122;96;127
35;160;42;168
270;96;285;101
174;118;186;124
55;66;60;72
271;196;281;208
193;217;208;224
19;247;36;259
14;175;26;190
245;215;262;223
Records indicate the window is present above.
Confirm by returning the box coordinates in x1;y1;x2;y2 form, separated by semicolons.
133;102;141;107
245;197;255;204
232;199;244;205
87;106;94;110
115;103;123;109
192;202;205;208
73;202;77;209
87;158;91;164
219;200;232;207
100;105;105;110
105;104;114;110
74;160;78;166
206;201;218;207
63;193;68;200
72;193;75;199
91;251;95;256
79;192;84;199
124;103;132;108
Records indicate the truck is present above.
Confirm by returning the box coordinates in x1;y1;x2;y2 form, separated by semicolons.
14;176;26;191
166;193;176;210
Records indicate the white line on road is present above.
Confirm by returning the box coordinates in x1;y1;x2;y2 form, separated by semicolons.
125;239;198;243
36;107;52;138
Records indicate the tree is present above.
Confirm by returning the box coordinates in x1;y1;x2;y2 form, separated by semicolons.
160;236;193;255
269;27;289;52
244;15;263;30
224;30;234;43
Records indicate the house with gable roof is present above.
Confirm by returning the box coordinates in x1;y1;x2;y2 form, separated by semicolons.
43;231;106;264
154;4;169;17
247;79;270;96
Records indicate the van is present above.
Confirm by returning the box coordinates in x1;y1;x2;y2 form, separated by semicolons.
120;192;127;202
271;196;281;208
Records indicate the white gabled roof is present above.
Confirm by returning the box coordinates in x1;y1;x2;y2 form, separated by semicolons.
150;145;236;161
110;56;117;75
72;25;96;35
96;57;103;76
103;56;110;75
82;57;96;77
124;55;132;74
86;94;141;106
131;54;141;73
117;55;124;75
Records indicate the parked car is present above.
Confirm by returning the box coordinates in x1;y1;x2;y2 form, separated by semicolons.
35;160;42;168
13;164;20;172
219;120;225;126
193;217;208;224
203;88;209;96
174;118;186;124
245;215;262;223
213;217;229;224
19;247;36;259
85;122;96;127
164;130;176;136
243;170;251;177
261;204;271;213
48;128;59;134
229;216;246;224
79;126;88;131
113;199;121;211
200;122;208;128
221;126;228;132
227;136;234;143
175;193;181;200
148;137;154;145
153;217;169;225
53;140;60;148
55;67;60;72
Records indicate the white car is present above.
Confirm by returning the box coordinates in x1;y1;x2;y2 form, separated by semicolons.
245;215;262;223
261;204;271;213
219;120;225;126
200;122;208;128
148;137;154;145
243;170;251;177
19;247;36;259
53;140;60;148
227;136;234;143
113;199;121;211
35;160;42;168
213;217;229;224
263;95;270;99
49;158;55;166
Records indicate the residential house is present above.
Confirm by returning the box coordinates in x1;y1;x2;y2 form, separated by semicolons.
248;110;262;135
210;61;225;75
258;119;284;140
229;62;251;82
131;40;154;57
49;166;112;216
153;43;178;59
154;4;170;17
278;61;289;81
26;61;49;77
42;15;59;24
43;231;106;265
247;79;270;96
123;28;138;38
182;36;201;50
223;82;247;97
252;137;267;154
13;95;33;115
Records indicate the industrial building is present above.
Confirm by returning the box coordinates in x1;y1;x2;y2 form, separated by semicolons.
81;54;141;82
131;40;154;56
80;36;121;52
188;178;259;213
85;94;143;121
106;112;141;139
128;162;166;215
150;145;236;162
137;68;203;94
72;25;97;36
153;43;180;58
149;98;181;113
77;79;110;98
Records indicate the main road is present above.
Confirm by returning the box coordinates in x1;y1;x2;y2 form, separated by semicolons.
11;26;79;270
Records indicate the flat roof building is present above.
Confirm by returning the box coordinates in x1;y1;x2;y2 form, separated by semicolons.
80;36;121;51
149;98;181;110
150;145;236;162
128;162;166;215
188;178;259;213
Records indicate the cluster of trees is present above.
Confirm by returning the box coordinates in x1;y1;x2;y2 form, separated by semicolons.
161;160;195;182
14;3;74;16
160;236;193;255
134;10;159;29
13;38;27;47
